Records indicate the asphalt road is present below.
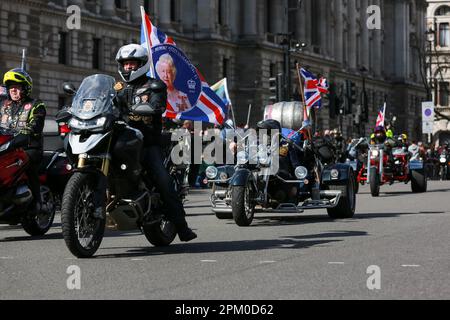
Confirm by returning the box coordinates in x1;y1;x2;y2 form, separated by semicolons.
1;181;450;300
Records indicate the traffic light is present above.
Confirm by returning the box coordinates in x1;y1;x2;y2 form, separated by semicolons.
269;73;284;102
345;80;357;114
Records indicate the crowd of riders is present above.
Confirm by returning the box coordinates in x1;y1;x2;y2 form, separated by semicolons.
2;44;450;243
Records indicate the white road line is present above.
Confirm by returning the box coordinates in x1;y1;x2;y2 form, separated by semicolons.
131;258;145;261
0;257;13;259
402;264;421;268
201;260;217;263
259;261;276;264
328;262;345;265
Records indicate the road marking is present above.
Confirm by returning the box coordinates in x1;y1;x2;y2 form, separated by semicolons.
402;264;421;268
131;258;145;261
328;262;345;265
260;260;276;264
0;257;13;259
201;260;217;263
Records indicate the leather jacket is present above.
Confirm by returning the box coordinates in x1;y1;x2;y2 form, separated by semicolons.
115;76;167;146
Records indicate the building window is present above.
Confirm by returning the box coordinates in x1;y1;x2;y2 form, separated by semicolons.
439;23;450;47
93;38;102;70
439;82;449;106
270;63;276;77
218;0;224;26
265;0;273;34
115;0;123;9
58;32;68;65
223;57;229;78
144;0;151;14
311;1;320;46
170;0;178;22
436;5;450;16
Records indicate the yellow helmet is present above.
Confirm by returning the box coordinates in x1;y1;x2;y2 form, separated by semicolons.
3;68;33;97
386;129;394;139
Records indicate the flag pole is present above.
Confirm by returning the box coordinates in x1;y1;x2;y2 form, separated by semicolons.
296;63;312;141
246;104;252;128
140;6;156;78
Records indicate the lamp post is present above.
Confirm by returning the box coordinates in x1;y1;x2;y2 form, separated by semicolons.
425;27;436;144
425;27;435;102
359;66;368;136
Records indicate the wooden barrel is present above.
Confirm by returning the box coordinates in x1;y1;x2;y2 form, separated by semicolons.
263;101;304;130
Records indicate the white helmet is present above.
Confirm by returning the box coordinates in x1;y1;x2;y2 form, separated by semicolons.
116;44;150;83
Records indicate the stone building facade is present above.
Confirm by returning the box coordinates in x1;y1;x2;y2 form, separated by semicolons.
0;0;428;139
427;0;450;145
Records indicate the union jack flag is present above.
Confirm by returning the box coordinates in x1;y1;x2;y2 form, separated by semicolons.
140;7;227;125
375;103;386;128
300;68;329;112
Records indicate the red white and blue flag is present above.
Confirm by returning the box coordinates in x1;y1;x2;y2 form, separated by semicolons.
300;68;329;112
375;103;386;127
140;7;227;124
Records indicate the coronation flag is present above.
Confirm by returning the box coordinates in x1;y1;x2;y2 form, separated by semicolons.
140;7;227;125
375;102;386;128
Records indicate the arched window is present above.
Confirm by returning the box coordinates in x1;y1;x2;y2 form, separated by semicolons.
435;5;450;16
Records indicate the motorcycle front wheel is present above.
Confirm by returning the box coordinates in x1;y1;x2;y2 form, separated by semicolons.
61;172;105;258
21;187;56;236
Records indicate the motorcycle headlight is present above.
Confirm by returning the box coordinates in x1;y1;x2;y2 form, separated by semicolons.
237;151;249;164
205;166;218;179
295;166;308;180
371;150;379;159
219;172;228;182
440;157;447;164
330;169;340;179
69;117;107;130
0;141;10;153
258;148;271;166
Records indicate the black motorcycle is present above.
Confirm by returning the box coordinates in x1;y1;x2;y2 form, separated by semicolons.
229;120;356;227
59;74;177;258
439;147;450;180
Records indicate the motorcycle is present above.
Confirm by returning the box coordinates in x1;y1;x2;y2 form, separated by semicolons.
368;143;427;196
227;120;355;227
345;137;369;194
59;74;177;258
0;126;70;235
438;147;450;180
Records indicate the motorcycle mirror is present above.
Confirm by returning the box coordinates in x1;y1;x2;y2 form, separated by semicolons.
62;82;77;96
55;109;72;123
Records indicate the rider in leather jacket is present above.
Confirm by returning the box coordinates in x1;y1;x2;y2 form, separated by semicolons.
0;68;46;213
114;44;196;242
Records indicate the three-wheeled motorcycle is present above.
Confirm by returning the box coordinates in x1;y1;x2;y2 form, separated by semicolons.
215;119;356;227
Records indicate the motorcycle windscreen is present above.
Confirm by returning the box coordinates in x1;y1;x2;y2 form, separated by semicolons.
70;74;116;120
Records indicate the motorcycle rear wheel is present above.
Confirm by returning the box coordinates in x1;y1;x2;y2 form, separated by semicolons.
61;173;105;258
143;217;177;247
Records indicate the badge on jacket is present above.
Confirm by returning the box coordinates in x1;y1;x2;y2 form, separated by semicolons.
114;81;124;92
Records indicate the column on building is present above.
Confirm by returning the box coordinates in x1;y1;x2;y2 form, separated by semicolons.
242;0;257;37
158;0;171;27
334;0;343;64
372;0;382;77
130;0;142;23
360;0;370;69
394;0;410;80
348;0;357;70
